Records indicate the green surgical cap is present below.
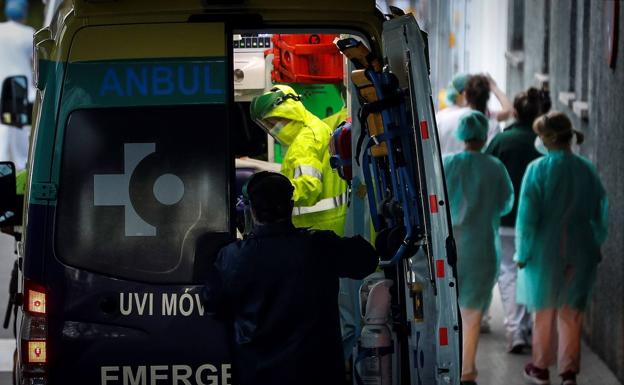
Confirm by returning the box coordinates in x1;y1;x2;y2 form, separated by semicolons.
446;73;469;104
451;73;468;93
445;88;459;105
456;110;489;141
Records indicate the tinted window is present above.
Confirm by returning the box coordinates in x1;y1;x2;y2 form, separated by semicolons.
0;162;16;226
232;101;267;158
56;105;232;283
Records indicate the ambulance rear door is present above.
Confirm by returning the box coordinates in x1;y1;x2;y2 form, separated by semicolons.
45;22;235;385
381;14;461;385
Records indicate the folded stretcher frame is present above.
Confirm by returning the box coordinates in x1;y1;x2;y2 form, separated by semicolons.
337;18;460;384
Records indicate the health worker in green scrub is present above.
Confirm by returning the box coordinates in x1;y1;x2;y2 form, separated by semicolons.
443;110;514;385
250;85;347;236
485;87;549;353
516;112;608;385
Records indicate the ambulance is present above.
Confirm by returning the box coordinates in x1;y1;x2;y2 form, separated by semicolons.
0;1;461;384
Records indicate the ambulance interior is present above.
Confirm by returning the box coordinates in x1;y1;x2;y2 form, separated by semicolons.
230;31;406;382
231;32;364;235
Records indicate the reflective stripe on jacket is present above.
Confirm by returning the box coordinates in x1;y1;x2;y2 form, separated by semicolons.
280;110;348;236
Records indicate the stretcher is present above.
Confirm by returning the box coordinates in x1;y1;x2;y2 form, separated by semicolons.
337;14;461;385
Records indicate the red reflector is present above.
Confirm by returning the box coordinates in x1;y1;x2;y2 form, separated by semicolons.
25;281;47;315
436;259;445;278
420;121;430;139
27;341;46;363
439;327;449;346
429;195;438;213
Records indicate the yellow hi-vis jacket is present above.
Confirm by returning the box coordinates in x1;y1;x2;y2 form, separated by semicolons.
264;90;347;235
281;115;347;235
322;107;348;132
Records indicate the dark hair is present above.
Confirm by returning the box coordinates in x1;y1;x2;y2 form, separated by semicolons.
538;88;552;115
245;172;294;223
252;201;293;223
533;111;585;146
464;75;490;114
513;87;541;124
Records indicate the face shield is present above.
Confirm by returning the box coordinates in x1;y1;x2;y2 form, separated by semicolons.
250;87;303;143
256;117;289;140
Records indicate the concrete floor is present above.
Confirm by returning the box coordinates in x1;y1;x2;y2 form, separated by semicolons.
477;289;622;385
0;373;10;385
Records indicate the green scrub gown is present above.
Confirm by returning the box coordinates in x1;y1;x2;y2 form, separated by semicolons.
443;151;514;311
515;150;608;311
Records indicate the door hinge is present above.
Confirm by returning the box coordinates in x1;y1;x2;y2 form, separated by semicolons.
31;182;57;200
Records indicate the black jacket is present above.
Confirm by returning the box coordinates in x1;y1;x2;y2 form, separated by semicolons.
204;222;378;385
485;122;542;227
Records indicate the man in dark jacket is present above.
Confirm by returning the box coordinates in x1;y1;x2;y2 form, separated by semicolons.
204;171;378;385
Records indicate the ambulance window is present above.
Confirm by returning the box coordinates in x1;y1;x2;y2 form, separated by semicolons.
55;105;232;283
231;101;267;157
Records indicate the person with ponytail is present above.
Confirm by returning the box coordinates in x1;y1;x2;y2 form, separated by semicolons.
485;87;549;353
464;74;514;144
515;112;608;385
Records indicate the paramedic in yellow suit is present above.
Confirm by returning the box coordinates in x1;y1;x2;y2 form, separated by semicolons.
250;85;348;235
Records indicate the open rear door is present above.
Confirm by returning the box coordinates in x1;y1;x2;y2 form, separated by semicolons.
381;14;461;385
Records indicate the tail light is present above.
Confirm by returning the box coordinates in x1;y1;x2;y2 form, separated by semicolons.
26;284;46;315
20;280;48;384
27;341;46;363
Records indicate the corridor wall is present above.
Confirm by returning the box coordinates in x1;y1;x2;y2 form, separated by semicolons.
506;1;624;381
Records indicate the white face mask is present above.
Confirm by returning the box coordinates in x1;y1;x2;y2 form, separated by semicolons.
534;134;581;155
534;136;548;155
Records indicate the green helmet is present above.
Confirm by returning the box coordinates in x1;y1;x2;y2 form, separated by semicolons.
250;85;308;145
250;85;302;122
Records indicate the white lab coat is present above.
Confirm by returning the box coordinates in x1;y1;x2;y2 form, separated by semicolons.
0;20;35;170
436;105;470;156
